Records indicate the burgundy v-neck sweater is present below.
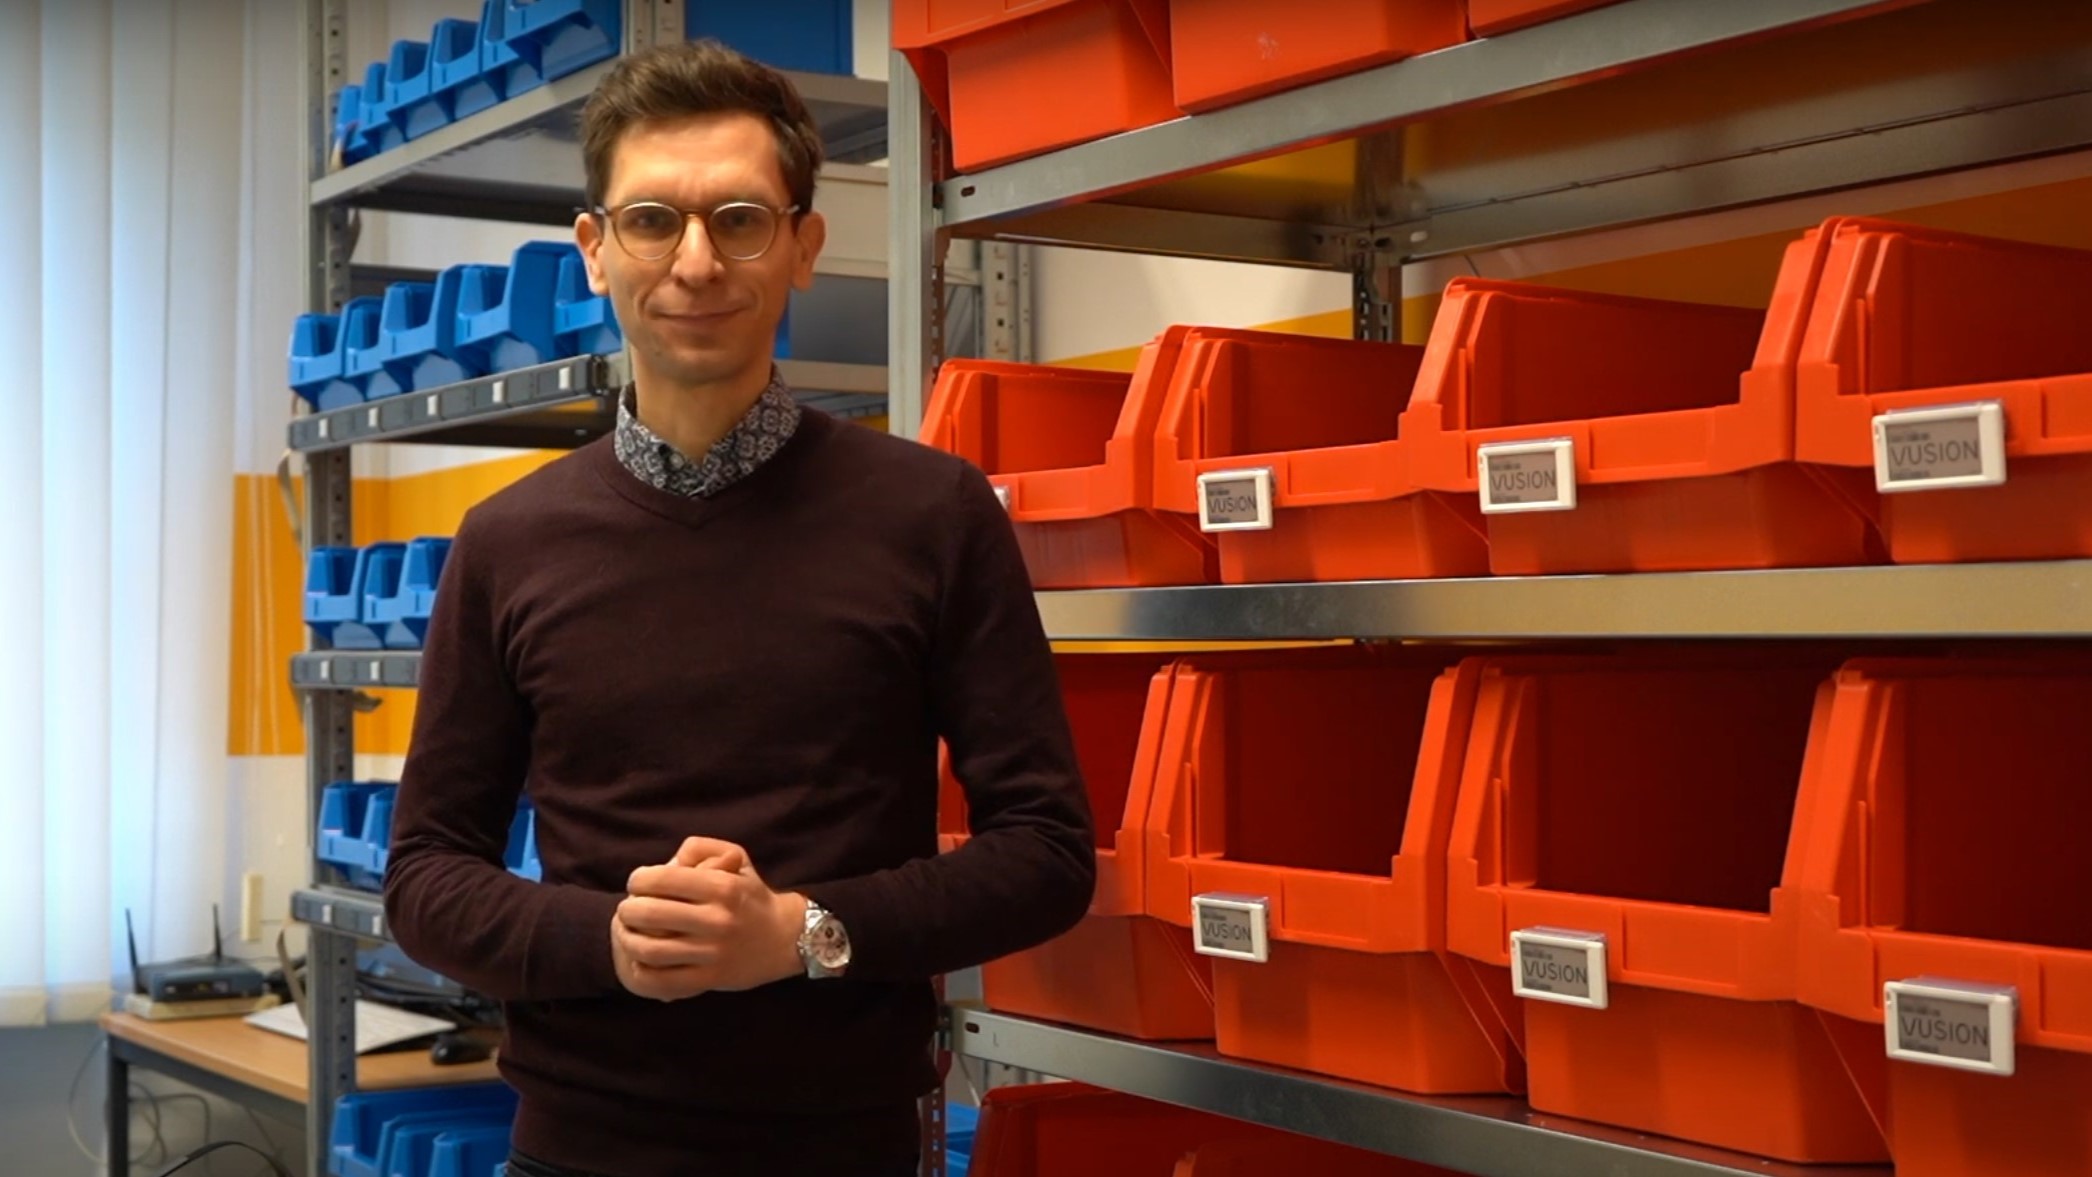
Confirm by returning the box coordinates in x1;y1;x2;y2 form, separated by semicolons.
382;412;1095;1176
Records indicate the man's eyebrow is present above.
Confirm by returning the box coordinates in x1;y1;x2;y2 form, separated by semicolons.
608;189;780;209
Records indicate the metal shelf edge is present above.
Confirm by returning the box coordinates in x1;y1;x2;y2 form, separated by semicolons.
1034;561;2092;640
292;651;424;690
291;887;390;943
951;1008;1892;1177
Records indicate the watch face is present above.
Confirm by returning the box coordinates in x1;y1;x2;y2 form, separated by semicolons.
810;916;851;969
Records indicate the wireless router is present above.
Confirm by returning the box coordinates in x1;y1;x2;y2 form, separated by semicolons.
127;906;268;1003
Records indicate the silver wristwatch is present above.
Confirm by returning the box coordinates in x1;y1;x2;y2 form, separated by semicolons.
798;899;851;979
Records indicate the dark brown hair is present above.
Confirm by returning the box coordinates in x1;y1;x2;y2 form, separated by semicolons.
580;40;823;216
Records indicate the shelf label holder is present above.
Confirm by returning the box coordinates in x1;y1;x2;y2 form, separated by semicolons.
1872;401;2007;493
1885;977;2016;1076
1479;439;1577;514
1197;468;1276;532
1511;927;1608;1009
1192;893;1271;962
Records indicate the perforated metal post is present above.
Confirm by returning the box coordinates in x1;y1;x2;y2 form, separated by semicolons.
302;2;359;1172
888;50;945;438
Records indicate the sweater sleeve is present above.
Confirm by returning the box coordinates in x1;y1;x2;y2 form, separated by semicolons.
802;462;1096;981
382;510;624;1002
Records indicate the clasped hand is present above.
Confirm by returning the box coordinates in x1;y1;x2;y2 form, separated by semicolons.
610;836;806;1001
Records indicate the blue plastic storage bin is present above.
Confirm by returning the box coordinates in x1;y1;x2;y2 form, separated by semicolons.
290;313;345;409
497;0;621;82
378;1111;511;1177
305;542;405;649
345;297;407;402
947;1103;979;1177
479;0;544;100
385;40;450;142
361;62;406;155
308;298;383;410
552;252;620;357
361;787;397;883
375;283;442;393
333;83;373;166
427;1124;514;1177
370;536;452;650
688;0;853;75
428;17;502;124
506;803;540;882
317;782;393;892
382;276;492;393
456;242;574;373
330;1086;517;1177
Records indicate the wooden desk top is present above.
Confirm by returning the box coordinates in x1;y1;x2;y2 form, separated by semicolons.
101;1011;501;1104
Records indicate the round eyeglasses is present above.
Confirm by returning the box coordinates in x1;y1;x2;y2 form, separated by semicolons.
595;200;801;263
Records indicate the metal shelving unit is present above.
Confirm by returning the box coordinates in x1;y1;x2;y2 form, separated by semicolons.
954;1010;1889;1177
290;4;931;1173
887;0;2092;1171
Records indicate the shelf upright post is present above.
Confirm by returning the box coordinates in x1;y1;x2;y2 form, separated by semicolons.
888;49;945;438
981;242;1034;363
624;0;682;55
302;0;359;1169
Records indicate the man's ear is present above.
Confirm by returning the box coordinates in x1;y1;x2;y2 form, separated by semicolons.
791;211;827;292
575;211;610;297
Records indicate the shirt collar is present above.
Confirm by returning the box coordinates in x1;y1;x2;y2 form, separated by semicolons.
612;369;803;499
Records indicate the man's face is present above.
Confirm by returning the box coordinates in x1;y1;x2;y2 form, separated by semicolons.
576;112;825;393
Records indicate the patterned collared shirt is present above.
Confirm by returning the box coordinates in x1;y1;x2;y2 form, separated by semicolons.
612;369;803;499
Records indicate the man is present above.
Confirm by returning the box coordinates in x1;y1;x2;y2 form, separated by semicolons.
383;41;1095;1177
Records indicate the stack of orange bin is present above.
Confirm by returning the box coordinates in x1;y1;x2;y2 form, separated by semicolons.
1792;218;2092;562
921;332;1215;587
1442;654;1888;1163
1404;245;1884;573
1143;646;1523;1094
1149;328;1488;583
891;0;1178;172
1794;658;2092;1177
942;653;1213;1040
1466;0;1624;35
1168;0;1466;111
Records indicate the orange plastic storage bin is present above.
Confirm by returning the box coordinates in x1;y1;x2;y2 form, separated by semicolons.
1467;0;1624;36
1794;659;2092;1177
1173;1133;1463;1177
1405;268;1883;574
921;337;1215;587
943;653;1213;1040
1152;328;1488;583
892;0;1179;172
1792;218;2092;562
1444;655;1888;1163
1168;0;1466;112
1145;647;1522;1094
972;1082;1462;1177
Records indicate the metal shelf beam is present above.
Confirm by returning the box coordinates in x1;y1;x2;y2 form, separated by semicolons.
953;1009;1891;1177
293;887;391;943
293;651;422;690
288;354;887;452
1033;562;2092;641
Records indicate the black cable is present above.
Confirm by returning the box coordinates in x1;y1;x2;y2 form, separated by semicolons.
150;1139;291;1177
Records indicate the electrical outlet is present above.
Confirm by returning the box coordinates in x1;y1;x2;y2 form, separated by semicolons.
240;872;265;942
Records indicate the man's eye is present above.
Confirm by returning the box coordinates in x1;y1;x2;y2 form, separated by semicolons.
623;208;679;237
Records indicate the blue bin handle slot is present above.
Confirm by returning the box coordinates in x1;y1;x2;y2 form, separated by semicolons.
354;544;410;626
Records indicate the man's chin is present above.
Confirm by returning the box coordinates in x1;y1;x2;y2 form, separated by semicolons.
638;345;765;390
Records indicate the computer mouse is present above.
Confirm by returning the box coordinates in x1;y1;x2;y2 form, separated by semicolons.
429;1031;493;1066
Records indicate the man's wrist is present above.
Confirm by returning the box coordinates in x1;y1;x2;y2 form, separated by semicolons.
774;891;810;982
